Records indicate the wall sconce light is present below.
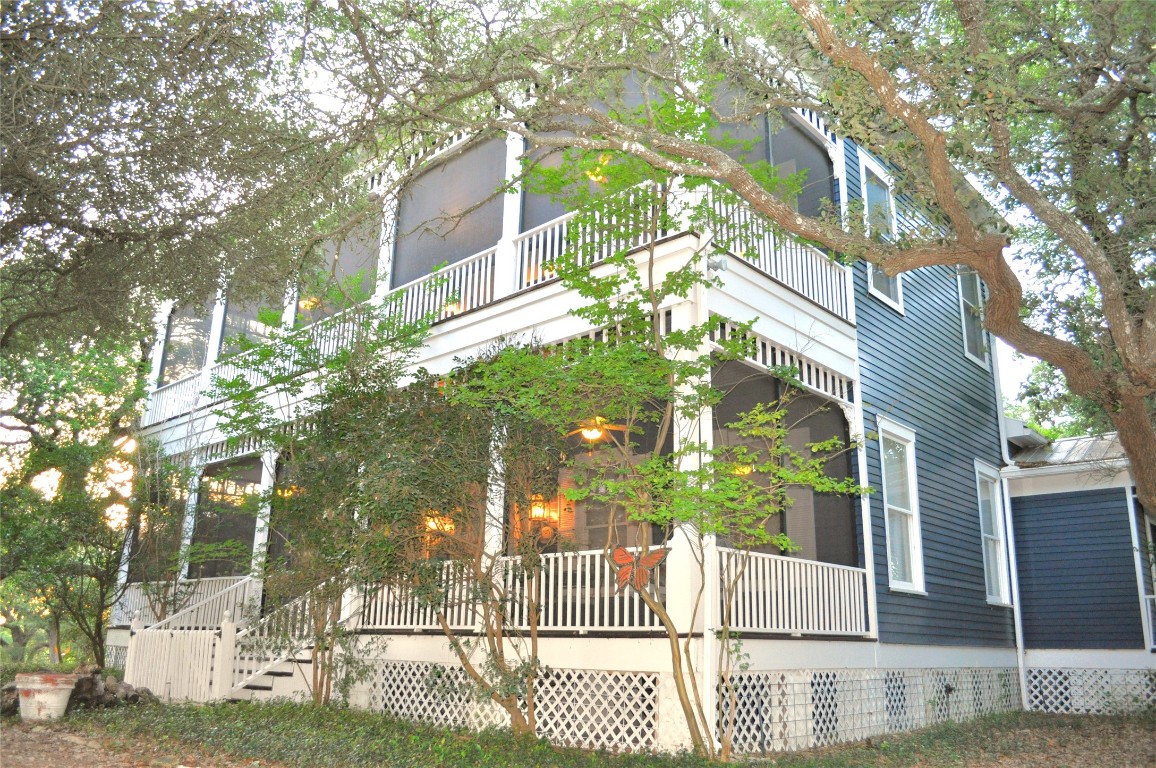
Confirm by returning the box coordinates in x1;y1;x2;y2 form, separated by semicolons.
733;464;754;477
529;494;561;525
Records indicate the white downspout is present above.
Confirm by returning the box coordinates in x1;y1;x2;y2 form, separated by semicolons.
991;346;1029;709
1124;487;1152;651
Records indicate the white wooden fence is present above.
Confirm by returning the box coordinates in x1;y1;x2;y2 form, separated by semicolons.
718;547;869;636
360;549;666;633
123;614;229;703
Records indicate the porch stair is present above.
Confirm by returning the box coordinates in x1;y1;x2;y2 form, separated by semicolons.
227;576;358;700
152;576;260;631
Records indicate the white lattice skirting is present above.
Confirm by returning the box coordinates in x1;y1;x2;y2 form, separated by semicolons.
105;643;128;672
365;661;660;752
1026;668;1156;714
718;667;1021;754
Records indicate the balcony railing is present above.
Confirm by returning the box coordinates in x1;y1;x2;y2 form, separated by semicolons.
360;549;666;633
706;187;852;321
717;547;870;636
142;185;852;428
391;246;497;324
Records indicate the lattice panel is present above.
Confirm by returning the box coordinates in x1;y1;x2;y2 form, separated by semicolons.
105;643;128;671
719;667;1019;754
535;668;659;751
365;662;659;752
1026;668;1156;714
366;661;507;731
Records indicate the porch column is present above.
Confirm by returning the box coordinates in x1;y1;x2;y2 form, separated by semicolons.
147;301;174;391
843;396;879;639
490;131;526;300
249;450;279;576
177;464;204;580
482;426;508;562
665;288;718;747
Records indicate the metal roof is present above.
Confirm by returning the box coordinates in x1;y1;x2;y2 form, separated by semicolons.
1012;432;1127;468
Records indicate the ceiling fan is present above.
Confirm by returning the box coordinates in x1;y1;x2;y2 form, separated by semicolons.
565;416;627;442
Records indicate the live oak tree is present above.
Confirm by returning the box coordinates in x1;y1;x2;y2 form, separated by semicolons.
307;0;1155;509
0;0;359;354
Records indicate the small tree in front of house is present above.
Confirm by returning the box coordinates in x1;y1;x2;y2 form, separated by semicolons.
451;148;863;757
210;281;434;703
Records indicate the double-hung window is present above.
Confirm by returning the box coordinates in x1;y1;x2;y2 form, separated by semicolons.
878;417;923;592
975;462;1010;604
957;267;987;365
862;157;902;311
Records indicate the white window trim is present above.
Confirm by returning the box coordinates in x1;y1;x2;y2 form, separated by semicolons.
859;151;904;314
877;415;924;593
975;460;1011;605
957;267;989;368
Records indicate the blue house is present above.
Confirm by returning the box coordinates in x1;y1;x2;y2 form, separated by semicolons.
109;106;1150;753
1003;428;1155;713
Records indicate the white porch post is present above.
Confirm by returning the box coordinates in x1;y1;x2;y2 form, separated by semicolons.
483;426;508;563
844;392;879;639
147;301;174;389
249;450;279;576
177;465;204;580
1125;488;1153;651
490;131;525;301
211;611;237;701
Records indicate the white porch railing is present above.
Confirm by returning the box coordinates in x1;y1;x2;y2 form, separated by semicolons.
513;186;659;293
389;247;497;325
114;575;251;627
143;184;853;427
146;576;260;631
360;549;666;633
142;373;201;426
717;547;869;636
230;575;357;694
706;187;852;322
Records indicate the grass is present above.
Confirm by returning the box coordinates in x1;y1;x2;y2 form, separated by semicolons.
27;702;1156;768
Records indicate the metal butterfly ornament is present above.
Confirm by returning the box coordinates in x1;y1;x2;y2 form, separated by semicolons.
611;546;669;593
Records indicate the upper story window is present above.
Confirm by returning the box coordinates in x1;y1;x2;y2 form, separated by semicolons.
878;416;924;593
957;267;987;365
975;461;1010;605
392;137;505;288
158;302;212;386
862;158;903;312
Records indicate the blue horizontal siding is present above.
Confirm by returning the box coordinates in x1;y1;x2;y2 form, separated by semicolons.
1012;488;1143;650
846;139;1013;648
